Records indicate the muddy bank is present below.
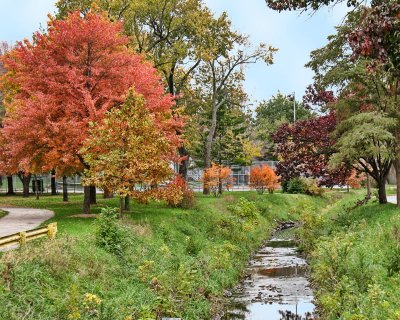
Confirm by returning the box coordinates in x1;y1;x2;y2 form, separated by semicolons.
222;233;316;320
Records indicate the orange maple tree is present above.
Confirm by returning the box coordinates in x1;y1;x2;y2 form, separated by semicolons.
82;89;182;215
203;163;234;196
0;11;182;212
250;165;280;194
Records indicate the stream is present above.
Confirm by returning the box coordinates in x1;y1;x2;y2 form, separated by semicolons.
222;230;316;320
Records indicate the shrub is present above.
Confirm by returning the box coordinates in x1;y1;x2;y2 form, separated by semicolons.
95;207;126;257
227;197;260;221
165;175;196;209
287;177;306;194
287;177;323;196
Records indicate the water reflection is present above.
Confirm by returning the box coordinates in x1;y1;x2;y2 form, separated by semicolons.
222;237;316;320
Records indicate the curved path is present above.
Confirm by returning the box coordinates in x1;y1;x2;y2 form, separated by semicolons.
388;195;397;205
0;207;54;238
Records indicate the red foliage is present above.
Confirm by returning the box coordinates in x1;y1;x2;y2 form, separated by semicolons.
303;84;337;111
165;175;195;208
346;170;366;189
0;11;182;176
348;2;400;71
250;165;280;194
272;113;350;187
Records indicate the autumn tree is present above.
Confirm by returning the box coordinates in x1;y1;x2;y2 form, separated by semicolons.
250;165;280;194
203;163;233;196
0;41;15;196
1;11;178;213
56;0;218;178
82;89;181;216
272;113;350;188
305;8;398;204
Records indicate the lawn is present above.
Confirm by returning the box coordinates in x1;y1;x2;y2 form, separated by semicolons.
0;191;333;320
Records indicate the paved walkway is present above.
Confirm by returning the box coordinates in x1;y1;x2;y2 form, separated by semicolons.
0;207;54;238
387;195;397;205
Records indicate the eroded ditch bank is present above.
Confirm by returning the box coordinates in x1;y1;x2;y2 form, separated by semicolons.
222;227;316;320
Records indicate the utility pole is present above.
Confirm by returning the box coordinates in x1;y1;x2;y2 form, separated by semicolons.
293;92;296;122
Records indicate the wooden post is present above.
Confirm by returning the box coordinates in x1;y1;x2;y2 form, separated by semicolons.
19;231;27;246
47;223;57;240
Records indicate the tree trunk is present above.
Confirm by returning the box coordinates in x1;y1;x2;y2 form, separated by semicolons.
62;176;68;202
6;176;15;195
204;104;218;195
89;185;96;204
83;186;91;214
119;197;124;218
124;196;130;211
218;177;223;195
366;173;371;198
19;174;31;198
103;188;114;199
51;169;57;195
395;159;400;207
178;145;189;180
377;179;387;204
34;175;39;200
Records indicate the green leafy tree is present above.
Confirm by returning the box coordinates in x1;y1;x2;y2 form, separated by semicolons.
255;92;312;159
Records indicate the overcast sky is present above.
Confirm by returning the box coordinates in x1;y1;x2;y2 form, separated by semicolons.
0;0;348;107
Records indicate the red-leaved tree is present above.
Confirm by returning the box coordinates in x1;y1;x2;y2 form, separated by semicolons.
0;11;182;212
272;113;350;188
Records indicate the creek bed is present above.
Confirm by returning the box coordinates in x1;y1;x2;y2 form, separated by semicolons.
222;233;316;320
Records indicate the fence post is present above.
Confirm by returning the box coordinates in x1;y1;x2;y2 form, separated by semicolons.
47;222;57;240
19;231;26;246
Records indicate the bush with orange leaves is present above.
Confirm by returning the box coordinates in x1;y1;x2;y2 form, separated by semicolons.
250;165;280;194
345;170;366;189
165;175;195;209
203;163;234;196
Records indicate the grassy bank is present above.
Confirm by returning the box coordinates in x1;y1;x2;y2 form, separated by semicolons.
299;190;400;319
0;192;328;320
0;209;7;219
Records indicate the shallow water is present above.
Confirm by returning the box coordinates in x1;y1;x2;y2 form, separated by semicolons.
222;236;316;320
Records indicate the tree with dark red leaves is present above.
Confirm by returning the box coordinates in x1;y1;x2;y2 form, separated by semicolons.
272;113;350;188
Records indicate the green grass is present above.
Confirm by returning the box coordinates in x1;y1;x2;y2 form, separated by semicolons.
0;209;7;219
0;191;333;320
299;189;400;319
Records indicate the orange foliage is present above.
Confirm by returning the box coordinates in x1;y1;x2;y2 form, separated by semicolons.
346;170;365;189
165;174;195;208
203;163;234;196
250;165;280;194
0;11;182;177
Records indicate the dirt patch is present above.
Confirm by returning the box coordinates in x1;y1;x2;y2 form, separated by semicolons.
68;214;98;218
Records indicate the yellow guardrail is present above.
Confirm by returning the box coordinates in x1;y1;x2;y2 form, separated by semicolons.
0;222;58;248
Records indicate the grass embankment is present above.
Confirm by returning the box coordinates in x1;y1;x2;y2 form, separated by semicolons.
299;191;400;319
0;209;7;219
0;192;328;320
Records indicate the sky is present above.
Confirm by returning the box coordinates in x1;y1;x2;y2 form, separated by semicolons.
0;0;349;106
